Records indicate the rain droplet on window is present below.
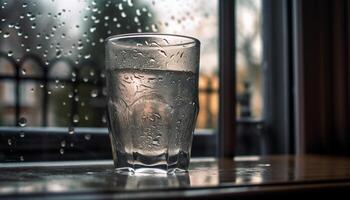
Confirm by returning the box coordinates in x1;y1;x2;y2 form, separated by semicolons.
90;89;98;98
3;32;10;38
20;131;25;138
90;27;96;33
61;140;66;147
136;9;141;16
127;0;134;7
84;134;91;140
118;3;123;10
20;156;24;161
68;127;74;134
18;117;27;127
68;92;73;98
121;12;127;18
8;139;12;146
60;148;64;154
73;115;79;123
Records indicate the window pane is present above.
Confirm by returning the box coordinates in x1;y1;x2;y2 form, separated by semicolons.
0;0;218;132
0;0;218;161
0;56;15;76
0;80;15;126
19;81;43;126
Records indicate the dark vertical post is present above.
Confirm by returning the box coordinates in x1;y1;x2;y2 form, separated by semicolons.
43;66;48;126
15;60;20;126
218;0;236;158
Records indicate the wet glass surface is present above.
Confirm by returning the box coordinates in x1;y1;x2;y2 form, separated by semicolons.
1;156;350;196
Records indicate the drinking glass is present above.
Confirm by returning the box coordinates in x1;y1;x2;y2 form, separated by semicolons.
105;33;200;174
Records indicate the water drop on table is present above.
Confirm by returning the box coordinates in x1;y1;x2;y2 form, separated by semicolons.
18;117;27;127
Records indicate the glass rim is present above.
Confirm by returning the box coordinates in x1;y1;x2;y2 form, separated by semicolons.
105;33;200;48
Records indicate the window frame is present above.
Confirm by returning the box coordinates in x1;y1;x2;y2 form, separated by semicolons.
0;0;295;161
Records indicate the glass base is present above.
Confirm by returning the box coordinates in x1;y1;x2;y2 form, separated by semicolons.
115;167;187;175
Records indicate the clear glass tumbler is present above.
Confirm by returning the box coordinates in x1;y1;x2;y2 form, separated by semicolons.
105;33;200;174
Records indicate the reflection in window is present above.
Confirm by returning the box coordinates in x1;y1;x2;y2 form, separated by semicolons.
0;0;218;131
236;0;263;119
0;55;15;126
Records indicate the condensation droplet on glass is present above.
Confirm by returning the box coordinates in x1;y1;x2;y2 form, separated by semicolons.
8;139;12;146
61;140;66;147
18;117;27;127
84;115;89;121
47;90;52;95
158;50;167;57
74;95;79;102
151;24;158;32
31;23;36;29
149;58;156;64
30;88;34;93
68;127;74;135
121;12;127;18
7;51;13;57
90;89;98;98
84;134;91;140
36;44;42;49
83;77;88;82
22;3;28;7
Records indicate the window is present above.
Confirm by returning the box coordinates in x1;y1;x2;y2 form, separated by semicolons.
0;0;219;161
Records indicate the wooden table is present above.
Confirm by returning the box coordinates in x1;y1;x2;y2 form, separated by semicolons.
1;155;350;199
